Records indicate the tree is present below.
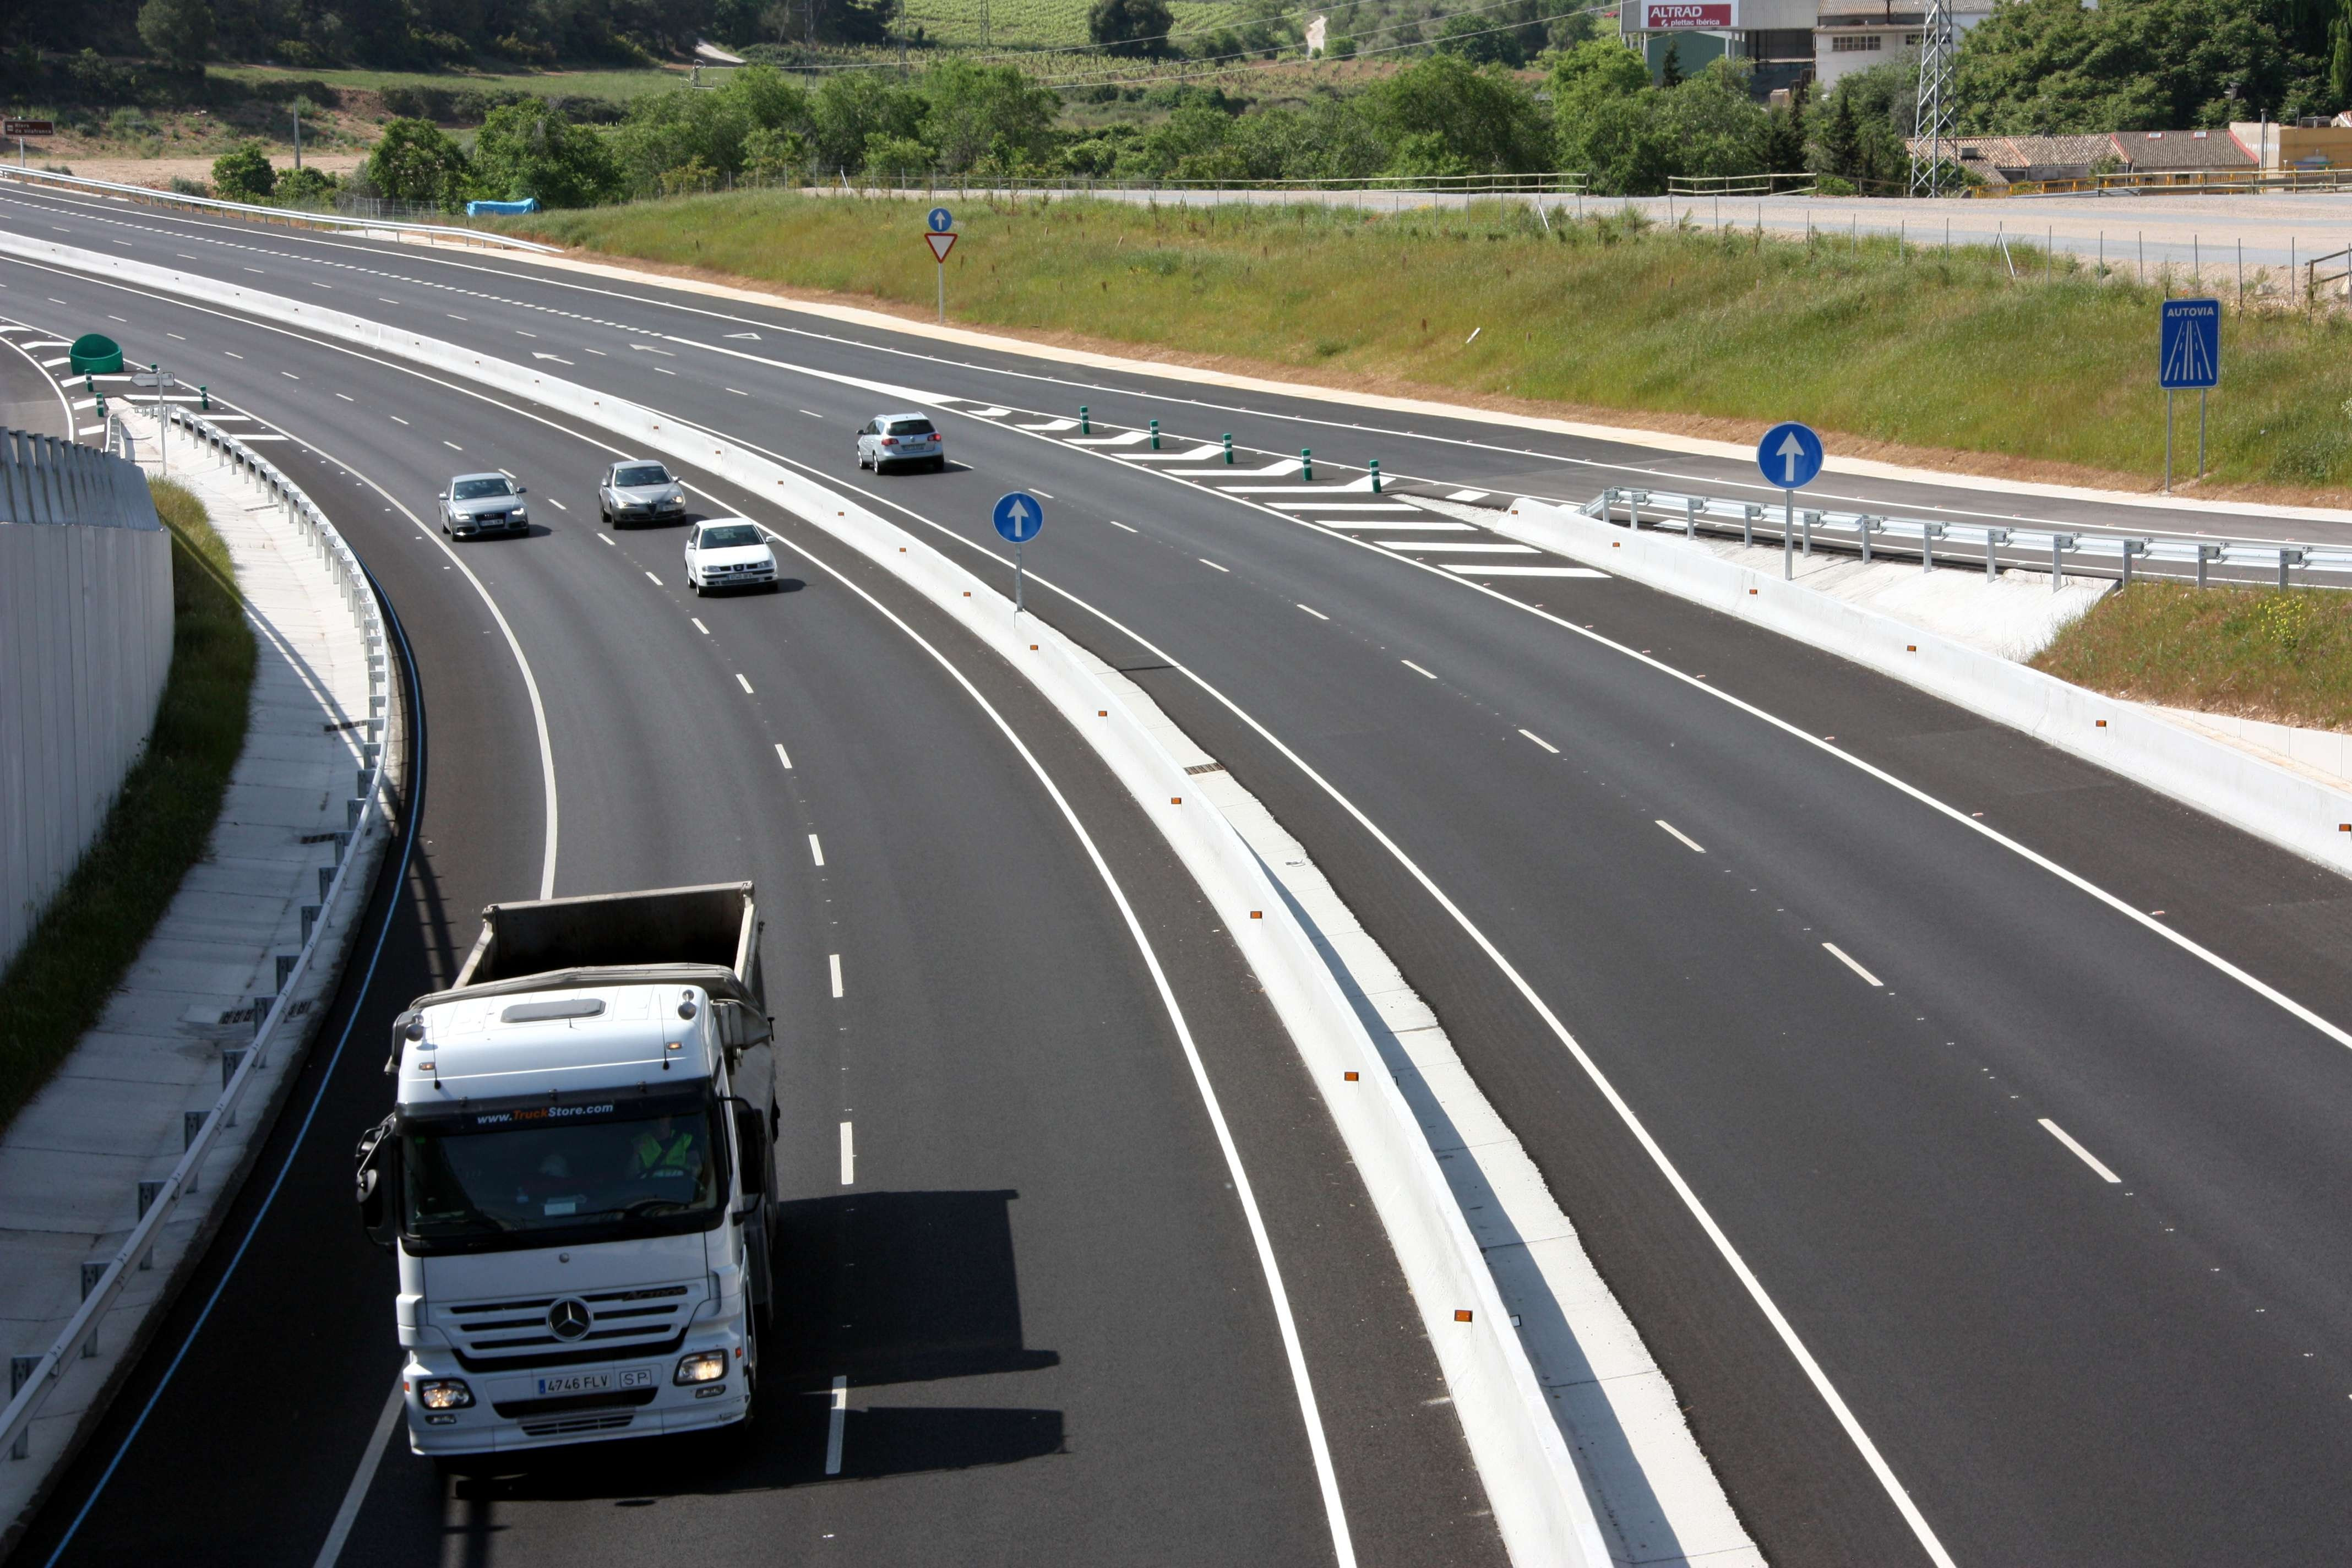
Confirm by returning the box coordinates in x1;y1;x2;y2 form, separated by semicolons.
364;119;472;207
472;102;623;208
211;144;276;202
1660;36;1684;88
921;59;1060;172
2331;0;2352;107
1813;85;1862;179
1549;38;1670;193
1090;0;1177;58
136;0;213;66
1953;0;2304;132
1436;11;1527;68
1656;61;1769;179
1761;84;1806;172
1369;55;1551;175
275;166;341;207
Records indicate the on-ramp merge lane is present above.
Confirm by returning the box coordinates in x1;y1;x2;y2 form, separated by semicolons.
2;268;1501;1568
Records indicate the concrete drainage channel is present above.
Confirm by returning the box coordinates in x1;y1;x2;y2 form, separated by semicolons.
0;402;403;1544
0;237;1658;1565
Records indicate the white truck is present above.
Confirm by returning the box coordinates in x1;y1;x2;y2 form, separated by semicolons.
356;883;778;1465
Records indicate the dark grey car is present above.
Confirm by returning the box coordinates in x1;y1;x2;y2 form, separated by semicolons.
598;459;687;527
439;472;529;539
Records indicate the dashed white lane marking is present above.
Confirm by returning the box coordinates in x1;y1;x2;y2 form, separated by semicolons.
725;387;747;396
774;742;793;770
443;440;461;450
447;313;466;321
1109;521;1137;533
809;834;825;867
1520;729;1559;754
389;415;408;425
596;535;615;548
379;298;399;304
829;954;843;998
824;1377;848;1474
546;497;565;511
333;391;352;401
1297;604;1330;620
799;409;823;418
644;571;662;586
223;351;243;360
1200;558;1230;573
515;330;536;337
1823;943;1883;987
736;672;754;694
2039;1119;2122;1183
839;1123;854;1185
1401;659;1436;679
690;617;709;635
1656;820;1707;854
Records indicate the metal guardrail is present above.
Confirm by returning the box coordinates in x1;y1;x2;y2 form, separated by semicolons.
1667;173;1819;197
1588;484;2349;591
1968;167;2352;200
0;425;158;529
0;166;559;253
813;168;1595;198
1;406;391;1467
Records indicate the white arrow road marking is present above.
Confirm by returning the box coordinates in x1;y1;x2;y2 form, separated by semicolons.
724;330;760;339
531;352;574;365
629;343;675;355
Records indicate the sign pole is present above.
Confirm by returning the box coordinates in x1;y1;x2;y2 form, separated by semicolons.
1784;490;1794;580
1014;540;1025;612
2198;389;2207;482
2164;390;2173;494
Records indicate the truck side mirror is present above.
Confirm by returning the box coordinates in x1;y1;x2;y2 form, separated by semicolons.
355;1114;397;1252
716;999;772;1050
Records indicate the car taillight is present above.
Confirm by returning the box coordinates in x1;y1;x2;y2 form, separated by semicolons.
881;437;897;446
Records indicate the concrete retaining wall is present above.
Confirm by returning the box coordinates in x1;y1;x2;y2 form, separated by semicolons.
0;461;173;970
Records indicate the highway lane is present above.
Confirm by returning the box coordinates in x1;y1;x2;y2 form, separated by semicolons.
2;178;2337;558
21;205;2352;1564
2;264;1504;1568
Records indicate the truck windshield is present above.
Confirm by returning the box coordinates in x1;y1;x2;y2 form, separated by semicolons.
402;1102;722;1247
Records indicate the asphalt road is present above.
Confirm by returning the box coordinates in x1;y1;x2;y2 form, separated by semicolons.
15;193;2352;1566
1;260;1502;1568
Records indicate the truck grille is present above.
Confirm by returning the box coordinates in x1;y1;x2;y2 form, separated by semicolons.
519;1411;636;1438
438;1282;697;1369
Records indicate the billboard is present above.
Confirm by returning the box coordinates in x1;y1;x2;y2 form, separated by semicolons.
1639;1;1736;26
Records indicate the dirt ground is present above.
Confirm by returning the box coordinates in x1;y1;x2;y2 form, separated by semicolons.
21;154;371;189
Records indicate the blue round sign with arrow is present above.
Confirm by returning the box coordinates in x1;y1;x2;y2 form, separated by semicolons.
1756;421;1823;492
993;491;1044;543
927;206;955;233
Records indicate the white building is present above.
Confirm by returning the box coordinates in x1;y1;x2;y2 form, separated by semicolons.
1811;0;1991;92
1619;0;1991;95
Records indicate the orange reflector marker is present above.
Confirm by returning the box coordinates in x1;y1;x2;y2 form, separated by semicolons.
2096;719;2108;728
1907;644;1918;652
1029;644;1038;650
1749;588;1757;595
1170;796;1183;805
1343;1070;1359;1081
1249;911;1262;919
1453;1309;1474;1322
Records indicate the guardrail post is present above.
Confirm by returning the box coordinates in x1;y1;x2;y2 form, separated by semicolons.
1802;509;1820;557
320;866;336;901
2280;547;2306;590
302;905;320;943
2051;533;2077;591
277;954;298;990
137;1180;165;1268
1922;521;1944;573
10;1357;36;1457
2195;543;2222;587
220;1047;247;1126
1742;504;1760;548
2121;538;2148;589
1984;528;2010;583
79;1264;105;1357
1684;497;1699;540
1627;490;1649;531
183;1112;204;1193
1858;515;1879;564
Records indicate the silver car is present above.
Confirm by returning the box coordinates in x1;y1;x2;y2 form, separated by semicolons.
439;472;529;539
598;458;686;527
854;412;945;475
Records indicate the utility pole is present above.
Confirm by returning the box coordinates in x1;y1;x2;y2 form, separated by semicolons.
292;105;302;171
1909;0;1956;196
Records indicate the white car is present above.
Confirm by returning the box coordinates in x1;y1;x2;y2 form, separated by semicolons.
682;518;777;595
854;412;945;474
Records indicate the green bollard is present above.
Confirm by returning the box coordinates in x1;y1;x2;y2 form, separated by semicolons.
1370;459;1381;493
1079;405;1089;435
1222;433;1234;465
1149;418;1161;450
1300;448;1313;481
200;384;210;410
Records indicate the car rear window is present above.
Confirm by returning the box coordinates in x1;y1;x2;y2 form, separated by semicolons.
615;465;669;487
888;420;937;437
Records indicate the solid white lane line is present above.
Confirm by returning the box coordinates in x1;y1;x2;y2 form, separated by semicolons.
1109;520;1137;533
736;672;754;694
2039;1119;2122;1183
774;742;793;770
690;617;709;634
1521;729;1559;754
838;1122;853;1185
809;834;825;867
1297;603;1330;620
1657;820;1706;854
1401;659;1435;679
311;1378;404;1568
824;1376;847;1474
1823;943;1883;987
829;954;843;998
1200;558;1229;572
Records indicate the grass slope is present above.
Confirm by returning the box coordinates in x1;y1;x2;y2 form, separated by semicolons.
2034;584;2352;731
508;191;2352;496
208;62;687;103
0;482;255;1130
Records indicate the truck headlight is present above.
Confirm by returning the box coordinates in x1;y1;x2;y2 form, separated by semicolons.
416;1378;473;1410
674;1351;727;1385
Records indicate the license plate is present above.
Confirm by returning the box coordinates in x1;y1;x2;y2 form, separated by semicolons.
536;1368;652;1397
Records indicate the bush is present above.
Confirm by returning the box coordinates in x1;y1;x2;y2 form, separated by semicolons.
167;176;210;196
364;117;470;207
274;165;341;206
211;143;276;202
472;101;622;207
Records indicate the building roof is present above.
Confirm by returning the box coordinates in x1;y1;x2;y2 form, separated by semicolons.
2115;129;2255;170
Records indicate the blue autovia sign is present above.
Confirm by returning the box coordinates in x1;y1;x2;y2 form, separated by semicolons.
2159;298;2220;390
992;491;1044;543
1755;421;1824;491
927;206;955;233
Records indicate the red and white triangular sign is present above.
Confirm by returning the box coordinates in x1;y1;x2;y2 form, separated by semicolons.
924;230;957;263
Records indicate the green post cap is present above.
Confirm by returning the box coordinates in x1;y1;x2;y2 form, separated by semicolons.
69;334;123;375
